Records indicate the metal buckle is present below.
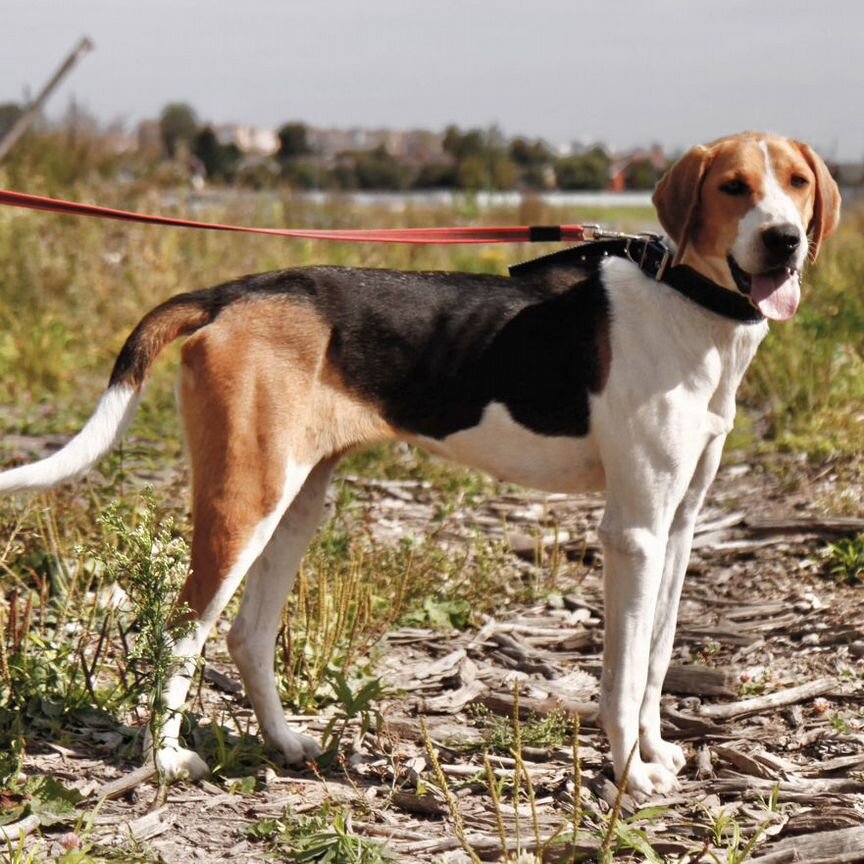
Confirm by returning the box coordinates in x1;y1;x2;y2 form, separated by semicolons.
622;235;671;281
638;234;671;280
623;237;649;268
654;246;671;281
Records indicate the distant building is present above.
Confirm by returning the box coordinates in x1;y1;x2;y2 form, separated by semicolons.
609;145;668;191
215;124;280;156
307;126;444;162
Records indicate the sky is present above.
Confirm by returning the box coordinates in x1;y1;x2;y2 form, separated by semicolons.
2;0;863;160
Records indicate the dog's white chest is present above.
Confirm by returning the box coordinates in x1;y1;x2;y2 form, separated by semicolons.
414;401;604;492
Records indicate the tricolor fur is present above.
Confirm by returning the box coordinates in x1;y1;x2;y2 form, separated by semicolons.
0;133;840;798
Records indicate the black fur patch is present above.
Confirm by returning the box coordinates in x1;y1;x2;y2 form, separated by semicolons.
269;265;610;439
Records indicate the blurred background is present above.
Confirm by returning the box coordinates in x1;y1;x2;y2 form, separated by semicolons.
2;0;863;198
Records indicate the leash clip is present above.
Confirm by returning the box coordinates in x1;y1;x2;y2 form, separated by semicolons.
583;224;628;241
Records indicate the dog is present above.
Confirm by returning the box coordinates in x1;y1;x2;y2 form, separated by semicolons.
0;132;839;798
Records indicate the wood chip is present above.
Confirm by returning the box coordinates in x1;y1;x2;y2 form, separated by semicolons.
799;752;864;776
203;664;243;694
745;515;864;536
473;690;598;724
0;815;40;841
749;825;864;863
695;745;714;779
488;631;558;677
420;679;486;714
695;510;747;533
390;790;447;817
695;677;836;720
126;806;174;841
663;664;737;697
413;648;466;681
94;764;158;801
713;745;779;780
781;806;864;836
713;775;864;796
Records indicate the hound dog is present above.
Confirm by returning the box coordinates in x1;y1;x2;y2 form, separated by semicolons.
0;132;839;798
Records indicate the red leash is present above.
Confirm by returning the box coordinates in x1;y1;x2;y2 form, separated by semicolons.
0;188;588;245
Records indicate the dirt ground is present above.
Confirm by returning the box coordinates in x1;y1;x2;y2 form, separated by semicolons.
14;453;864;863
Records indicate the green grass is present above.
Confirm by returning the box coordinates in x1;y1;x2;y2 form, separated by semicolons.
473;704;573;753
245;803;394;863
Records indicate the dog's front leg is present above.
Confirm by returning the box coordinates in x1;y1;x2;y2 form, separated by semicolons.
598;509;674;798
637;434;725;773
597;426;705;798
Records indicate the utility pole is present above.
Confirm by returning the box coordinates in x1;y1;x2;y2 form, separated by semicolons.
0;36;94;164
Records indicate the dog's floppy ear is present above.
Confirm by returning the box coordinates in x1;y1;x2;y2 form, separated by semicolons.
795;142;841;261
652;144;713;262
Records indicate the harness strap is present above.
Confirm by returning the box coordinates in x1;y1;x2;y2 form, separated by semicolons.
510;237;765;324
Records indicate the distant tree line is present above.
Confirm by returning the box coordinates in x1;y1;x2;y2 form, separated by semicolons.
0;98;663;192
156;103;662;192
277;121;635;192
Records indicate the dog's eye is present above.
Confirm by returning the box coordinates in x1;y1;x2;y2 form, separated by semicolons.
790;174;809;189
720;179;750;196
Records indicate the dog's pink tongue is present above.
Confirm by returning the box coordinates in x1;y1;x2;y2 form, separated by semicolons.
750;270;801;321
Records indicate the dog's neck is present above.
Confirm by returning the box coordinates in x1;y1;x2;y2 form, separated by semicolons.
510;239;765;324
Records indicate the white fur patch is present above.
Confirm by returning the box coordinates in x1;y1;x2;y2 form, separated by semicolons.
731;142;808;275
419;401;604;493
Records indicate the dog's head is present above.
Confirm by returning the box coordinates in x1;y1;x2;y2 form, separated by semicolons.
652;132;841;320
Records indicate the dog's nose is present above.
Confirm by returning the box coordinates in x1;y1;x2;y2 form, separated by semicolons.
761;224;801;256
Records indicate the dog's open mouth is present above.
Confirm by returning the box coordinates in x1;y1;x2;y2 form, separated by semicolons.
727;256;801;321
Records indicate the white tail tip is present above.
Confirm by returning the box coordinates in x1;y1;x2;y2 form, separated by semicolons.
0;385;139;494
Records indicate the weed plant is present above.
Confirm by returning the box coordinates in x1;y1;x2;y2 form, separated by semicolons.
245;803;394;863
824;532;864;583
94;496;195;773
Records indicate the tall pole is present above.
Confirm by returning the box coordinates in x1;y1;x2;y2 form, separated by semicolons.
0;36;94;164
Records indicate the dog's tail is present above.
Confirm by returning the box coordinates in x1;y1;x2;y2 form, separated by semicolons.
0;292;215;493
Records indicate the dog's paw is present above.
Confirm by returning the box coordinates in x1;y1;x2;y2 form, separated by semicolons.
268;729;322;767
640;736;686;774
155;746;210;782
621;759;680;800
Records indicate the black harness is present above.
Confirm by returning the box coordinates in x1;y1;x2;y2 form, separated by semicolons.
510;236;765;324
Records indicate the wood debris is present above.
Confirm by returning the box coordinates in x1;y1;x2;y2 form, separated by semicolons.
14;456;864;861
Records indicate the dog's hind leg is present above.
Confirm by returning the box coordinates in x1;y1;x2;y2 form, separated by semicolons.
153;457;315;781
226;456;339;766
149;319;327;782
